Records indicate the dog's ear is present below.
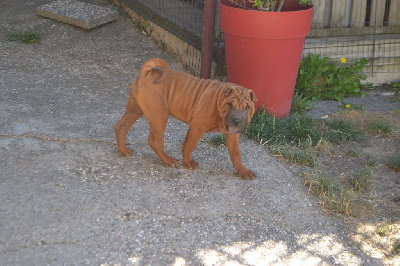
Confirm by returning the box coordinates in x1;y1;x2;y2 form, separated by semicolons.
249;90;258;102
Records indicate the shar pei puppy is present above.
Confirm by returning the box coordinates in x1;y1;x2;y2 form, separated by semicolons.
114;58;258;179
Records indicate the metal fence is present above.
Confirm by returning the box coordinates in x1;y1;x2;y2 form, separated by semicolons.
306;0;400;75
117;0;204;49
116;0;400;78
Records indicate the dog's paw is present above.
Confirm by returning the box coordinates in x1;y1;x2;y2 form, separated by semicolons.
117;148;133;156
163;156;179;167
183;159;198;170
238;168;256;180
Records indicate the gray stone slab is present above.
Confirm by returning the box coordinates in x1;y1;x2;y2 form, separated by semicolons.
37;0;118;29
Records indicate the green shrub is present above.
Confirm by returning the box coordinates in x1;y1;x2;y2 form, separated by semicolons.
296;54;368;102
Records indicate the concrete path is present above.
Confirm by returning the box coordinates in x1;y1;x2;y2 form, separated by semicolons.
0;0;381;264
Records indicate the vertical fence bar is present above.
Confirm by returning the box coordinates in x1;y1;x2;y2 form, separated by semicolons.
200;0;216;79
370;0;380;75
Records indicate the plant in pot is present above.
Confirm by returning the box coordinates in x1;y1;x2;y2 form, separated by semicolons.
219;0;314;117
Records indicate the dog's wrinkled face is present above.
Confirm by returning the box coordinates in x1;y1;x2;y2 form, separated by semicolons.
218;85;258;134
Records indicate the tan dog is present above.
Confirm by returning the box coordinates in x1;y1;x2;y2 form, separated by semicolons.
114;58;258;179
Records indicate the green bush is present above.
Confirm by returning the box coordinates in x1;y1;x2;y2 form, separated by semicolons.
296;54;368;102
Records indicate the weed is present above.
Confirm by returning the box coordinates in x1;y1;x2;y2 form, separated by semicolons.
346;148;360;157
378;223;393;236
340;102;365;110
6;31;40;44
304;171;336;196
348;167;373;192
206;134;225;147
271;141;317;167
244;110;322;146
391;82;400;102
387;154;400;172
367;120;393;135
303;171;352;215
365;157;378;168
393;239;400;254
296;54;368;102
290;92;312;115
323;188;352;216
324;119;365;144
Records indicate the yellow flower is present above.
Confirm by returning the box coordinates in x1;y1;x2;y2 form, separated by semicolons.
345;104;351;108
340;57;347;63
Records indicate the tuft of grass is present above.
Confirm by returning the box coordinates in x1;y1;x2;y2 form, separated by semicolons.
391;82;400;102
290;92;312;115
303;171;352;215
206;134;225;148
393;239;400;254
324;119;365;144
348;167;374;192
378;223;393;236
367;120;393;135
244;110;322;146
271;143;317;167
6;31;41;44
365;157;378;168
387;154;400;172
346;148;360;157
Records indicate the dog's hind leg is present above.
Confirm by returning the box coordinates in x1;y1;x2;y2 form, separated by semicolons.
144;108;179;167
114;94;143;156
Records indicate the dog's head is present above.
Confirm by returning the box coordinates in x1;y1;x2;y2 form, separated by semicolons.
218;85;258;134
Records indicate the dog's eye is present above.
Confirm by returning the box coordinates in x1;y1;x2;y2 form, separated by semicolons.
227;102;233;108
245;105;250;110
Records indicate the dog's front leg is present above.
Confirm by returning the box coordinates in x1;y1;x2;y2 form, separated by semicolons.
224;133;256;180
182;125;206;169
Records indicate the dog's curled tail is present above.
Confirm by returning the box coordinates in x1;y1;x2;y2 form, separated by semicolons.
139;58;169;82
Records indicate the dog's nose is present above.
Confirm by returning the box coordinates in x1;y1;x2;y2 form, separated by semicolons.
233;117;243;125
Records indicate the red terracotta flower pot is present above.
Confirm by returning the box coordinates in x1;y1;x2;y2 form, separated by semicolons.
219;0;314;117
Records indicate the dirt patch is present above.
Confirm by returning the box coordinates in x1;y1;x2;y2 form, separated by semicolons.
275;94;400;263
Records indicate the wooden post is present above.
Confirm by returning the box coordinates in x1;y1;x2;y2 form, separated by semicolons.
370;0;386;26
344;0;352;27
330;0;347;27
311;0;326;28
389;0;399;26
323;0;333;28
351;0;368;27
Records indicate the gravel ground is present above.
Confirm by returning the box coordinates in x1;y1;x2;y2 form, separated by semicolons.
0;0;384;264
